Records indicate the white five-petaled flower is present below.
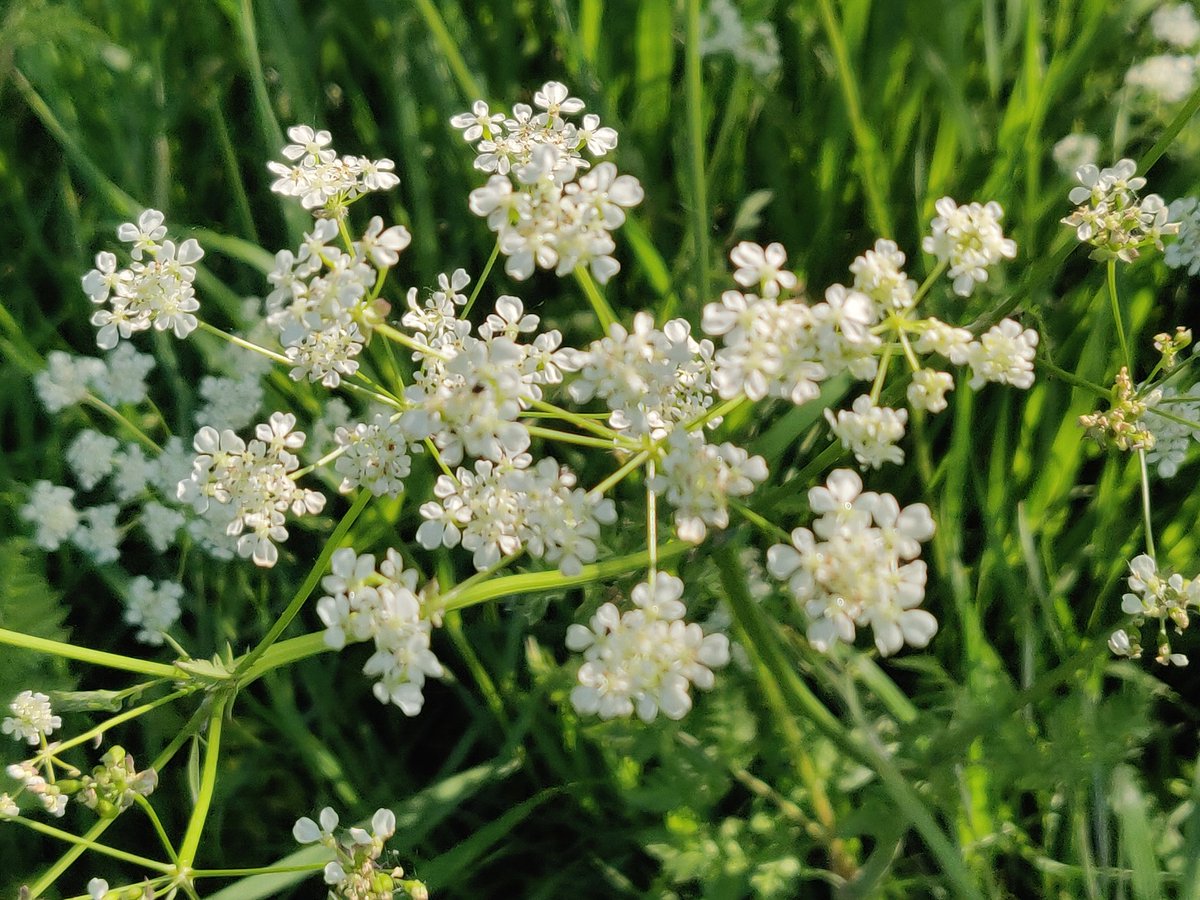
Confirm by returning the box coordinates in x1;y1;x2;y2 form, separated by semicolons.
730;241;798;299
922;198;1017;296
2;690;61;745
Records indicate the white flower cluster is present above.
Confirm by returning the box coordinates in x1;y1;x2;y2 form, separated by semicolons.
1062;159;1179;261
566;574;731;722
700;0;782;77
1166;196;1200;275
2;691;60;746
825;396;909;469
922;198;1017;296
35;346;156;414
294;806;424;899
418;453;616;574
315;549;443;716
123;576;183;646
458;82;643;282
767;469;938;655
196;372;264;431
82;210;203;350
1140;384;1200;478
6;760;67;817
1052;133;1101;175
333;413;424;497
1125;4;1200;105
1109;554;1200;666
267;125;399;216
266;215;411;388
176;412;326;567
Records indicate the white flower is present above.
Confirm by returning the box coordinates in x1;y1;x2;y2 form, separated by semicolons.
196;373;264;432
333;414;420;497
1166;196;1200;275
1125;54;1196;104
849;239;917;310
1052;133;1100;176
270;126;400;214
140;501;185;553
1152;3;1200;48
922;198;1017;296
94;343;155;405
72;504;122;564
567;574;730;722
1062;158;1179;262
2;691;61;745
907;369;955;414
66;430;120;490
294;806;340;844
35;351;106;413
825;396;908;469
124;577;183;646
767;469;936;656
20;480;80;551
87;879;109;900
914;319;973;364
965;319;1038;390
730;241;798;299
1141;383;1200;477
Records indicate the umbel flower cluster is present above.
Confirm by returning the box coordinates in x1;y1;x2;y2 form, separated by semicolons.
1109;555;1200;667
32;80;1040;737
1062;158;1178;261
293;806;428;900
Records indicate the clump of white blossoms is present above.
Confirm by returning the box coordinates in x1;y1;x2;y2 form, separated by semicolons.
566;574;731;722
294;806;427;900
267;124;399;217
122;576;184;646
767;469;937;655
315;549;444;715
825;396;908;469
700;0;782;77
1108;554;1200;667
922;198;1017;296
1166;196;1200;275
1052;133;1101;175
1139;383;1200;478
1151;2;1200;48
2;691;61;745
1062;159;1179;261
457;81;644;282
82;209;203;349
176;412;326;567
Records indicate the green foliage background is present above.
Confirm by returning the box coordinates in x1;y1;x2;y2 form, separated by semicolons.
1;0;1199;896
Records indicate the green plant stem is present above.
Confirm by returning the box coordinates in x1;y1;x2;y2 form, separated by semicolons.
525;424;620;449
1138;449;1157;561
52;688;192;756
9;816;173;872
1036;356;1110;396
462;241;501;317
1106;260;1132;373
241;632;329;683
0;628;179;679
573;266;619;331
135;793;180;864
177;694;229;868
83;395;162;453
410;0;485;100
235;490;372;678
588;450;651;498
375;321;451;360
684;0;710;306
192;863;328;878
197;320;289;365
528;398;630;444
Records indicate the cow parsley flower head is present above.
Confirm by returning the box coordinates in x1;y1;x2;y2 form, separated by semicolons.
907;369;955;413
123;577;183;646
66;430;120;491
850;239;917;310
767;469;937;655
566;574;730;722
1052;133;1101;175
1151;3;1200;48
1141;384;1200;477
922;198;1017;297
84;211;203;349
35;351;106;413
1165;196;1200;275
730;242;798;299
824;396;908;469
965;318;1038;390
94;344;155;405
1111;555;1200;666
1062;159;1179;261
20;480;80;551
2;691;61;745
269;126;399;216
1125;54;1197;105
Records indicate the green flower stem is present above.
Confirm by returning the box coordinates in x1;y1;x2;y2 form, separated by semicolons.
1145;405;1200;431
52;687;192;756
528;398;631;444
684;0;711;305
715;544;983;898
0;628;178;679
869;344;893;404
410;0;486;99
573;266;619;332
1138;449;1157;561
686;393;747;431
730;499;791;542
375;321;452;360
646;461;659;580
235;490;372;679
240;632;330;683
177;694;229;868
442;542;689;614
10;816;173;872
28;702;208;898
436;552;524;614
525;423;621;449
1036;356;1110;397
135;793;179;864
914;260;949;304
339;377;405;411
462;240;502;317
83;395;162;453
197;320;289;365
1106;260;1132;373
192;863;328;878
588;450;651;498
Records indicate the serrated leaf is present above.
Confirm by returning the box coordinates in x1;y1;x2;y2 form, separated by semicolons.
0;538;75;703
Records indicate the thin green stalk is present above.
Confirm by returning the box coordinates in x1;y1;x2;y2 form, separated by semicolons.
0;628;178;679
410;0;486;100
135;793;180;864
526;423;620;449
1037;356;1110;396
375;321;451;360
52;688;191;756
83;395;162;453
1106;260;1132;373
197;320;289;365
528;398;631;444
193;863;328;878
462;241;501;317
241;632;330;683
235;490;372;678
177;694;229;867
1137;448;1157;561
574;266;619;331
588;450;651;498
684;0;711;305
11;816;172;871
